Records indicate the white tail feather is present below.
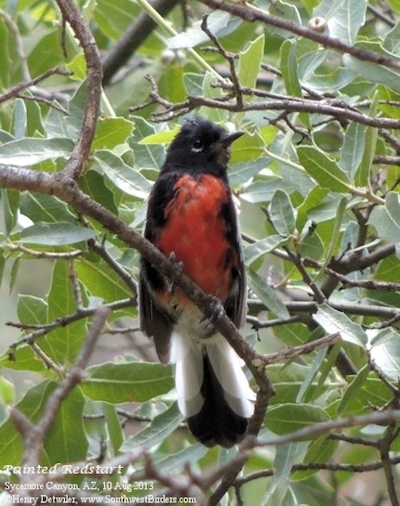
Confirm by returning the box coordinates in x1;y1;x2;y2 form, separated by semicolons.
206;338;255;418
171;332;203;417
171;331;254;419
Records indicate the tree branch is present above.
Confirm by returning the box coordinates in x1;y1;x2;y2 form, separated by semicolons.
197;0;400;71
55;0;102;179
10;306;110;475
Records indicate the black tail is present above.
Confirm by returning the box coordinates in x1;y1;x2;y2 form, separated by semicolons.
187;355;248;448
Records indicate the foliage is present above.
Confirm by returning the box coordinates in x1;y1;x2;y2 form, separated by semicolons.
1;0;400;504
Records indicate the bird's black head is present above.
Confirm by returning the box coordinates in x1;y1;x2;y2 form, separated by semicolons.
162;117;243;176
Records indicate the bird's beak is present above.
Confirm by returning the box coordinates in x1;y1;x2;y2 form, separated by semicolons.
220;130;245;146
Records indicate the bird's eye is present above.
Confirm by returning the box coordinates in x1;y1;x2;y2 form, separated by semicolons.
191;139;204;152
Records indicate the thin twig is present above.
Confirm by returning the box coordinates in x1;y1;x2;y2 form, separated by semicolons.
200;14;243;109
197;0;400;71
0;67;72;104
10;306;110;474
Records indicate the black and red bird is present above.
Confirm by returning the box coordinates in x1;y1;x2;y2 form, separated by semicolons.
139;117;254;447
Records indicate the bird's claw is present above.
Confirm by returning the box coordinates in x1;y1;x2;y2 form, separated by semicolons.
201;295;225;325
166;251;184;293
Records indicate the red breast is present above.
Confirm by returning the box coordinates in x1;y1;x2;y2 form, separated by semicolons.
154;173;236;308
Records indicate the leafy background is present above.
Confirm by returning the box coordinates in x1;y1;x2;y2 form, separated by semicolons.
1;0;400;504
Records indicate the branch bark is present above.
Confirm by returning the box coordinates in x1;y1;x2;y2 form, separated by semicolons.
55;0;102;180
198;0;400;70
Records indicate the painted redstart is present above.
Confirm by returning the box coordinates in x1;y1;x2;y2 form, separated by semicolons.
139;117;254;447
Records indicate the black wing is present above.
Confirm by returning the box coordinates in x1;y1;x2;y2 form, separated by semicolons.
139;261;174;363
139;173;180;363
220;198;247;329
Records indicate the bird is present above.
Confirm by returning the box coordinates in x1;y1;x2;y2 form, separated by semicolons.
139;117;254;447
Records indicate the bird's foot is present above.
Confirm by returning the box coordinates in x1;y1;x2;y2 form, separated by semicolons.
166;251;184;293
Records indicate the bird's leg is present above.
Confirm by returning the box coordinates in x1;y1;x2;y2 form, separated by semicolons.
166;251;184;293
201;295;225;327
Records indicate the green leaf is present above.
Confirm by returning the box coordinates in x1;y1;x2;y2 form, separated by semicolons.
338;364;370;415
162;64;186;104
269;190;296;237
81;362;174;403
0;345;46;373
75;256;132;303
273;323;311;348
229;158;271;187
0;254;4;289
0;381;52;466
313;304;367;345
268;363;320;405
356;92;378;187
25;95;45;137
368;192;400;243
377;85;400;119
200;73;228;124
184;73;204;96
229;132;266;165
265;442;307;505
344;52;400;93
241;178;295;204
17;294;48;325
44;386;88;464
314;0;367;45
268;1;301;38
0;138;73;166
0;18;12;88
93;0;138;40
321;196;348;269
28;29;67;76
265;403;329;435
293;436;337;480
46;84;85;142
13;99;27;139
168;11;241;49
387;0;400;14
150;444;207;474
1;189;20;236
103;403;124;453
244;235;285;265
357;374;393;409
297;232;324;261
296;347;328;403
247;268;290;320
19;222;98;246
44;261;88;365
19;193;75;224
95;150;151;199
297;146;351;193
384;191;400;230
280;40;311;129
0;376;15;404
384;21;400;56
297;187;328;231
0;381;87;466
307;196;347;224
121;403;183;451
66;53;87;80
339;121;367;181
92;117;134;151
370;328;400;381
280;40;302;97
237;34;265;90
79;170;118;215
139;128;180;145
